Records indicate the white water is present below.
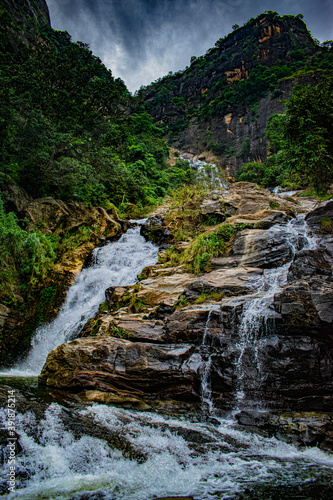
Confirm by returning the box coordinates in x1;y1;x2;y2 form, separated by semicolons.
1;401;333;500
1;213;333;499
181;155;226;188
4;225;158;377
235;215;318;404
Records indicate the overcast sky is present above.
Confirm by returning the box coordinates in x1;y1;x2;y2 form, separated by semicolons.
47;0;333;93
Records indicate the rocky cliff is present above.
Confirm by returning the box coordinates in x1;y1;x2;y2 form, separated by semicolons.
39;188;333;450
139;12;318;176
1;0;50;24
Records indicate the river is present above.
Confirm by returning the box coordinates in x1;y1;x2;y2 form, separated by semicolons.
1;219;333;499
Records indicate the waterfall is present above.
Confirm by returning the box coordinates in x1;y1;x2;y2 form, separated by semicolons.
200;309;214;413
180;155;226;188
234;215;318;406
4;225;158;377
1;213;332;499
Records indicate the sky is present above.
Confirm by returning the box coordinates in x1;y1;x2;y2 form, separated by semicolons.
47;0;333;93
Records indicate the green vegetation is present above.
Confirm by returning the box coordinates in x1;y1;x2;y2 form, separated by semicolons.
138;10;333;165
237;75;333;193
0;4;194;213
0;195;58;303
159;223;238;274
108;325;133;339
195;292;225;304
320;218;333;233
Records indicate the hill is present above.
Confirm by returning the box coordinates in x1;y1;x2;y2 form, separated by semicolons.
138;11;333;177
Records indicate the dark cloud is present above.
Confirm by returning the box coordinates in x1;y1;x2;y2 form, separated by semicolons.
47;0;333;92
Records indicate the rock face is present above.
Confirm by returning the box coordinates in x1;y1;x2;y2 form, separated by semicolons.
39;199;333;448
22;197;121;237
39;337;200;401
139;13;317;175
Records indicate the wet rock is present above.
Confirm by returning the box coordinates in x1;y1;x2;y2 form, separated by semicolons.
102;315;165;343
200;184;296;222
140;214;173;245
274;280;333;335
288;248;332;280
235;410;270;427
231;227;292;268
39;337;201;401
270;412;333;450
305;200;333;230
82;390;151;410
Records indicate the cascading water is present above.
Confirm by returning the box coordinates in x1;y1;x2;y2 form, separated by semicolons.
234;215;318;406
200;309;215;413
181;155;226;188
4;224;158;376
1;212;332;499
1;391;333;500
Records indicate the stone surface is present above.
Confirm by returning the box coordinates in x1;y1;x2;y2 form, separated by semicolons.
23;198;121;238
0;182;32;213
39;337;201;401
230;227;293;268
140;214;173;245
200;184;296;222
136;273;195;307
38;199;333;450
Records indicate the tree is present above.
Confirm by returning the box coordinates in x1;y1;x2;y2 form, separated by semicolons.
283;76;333;190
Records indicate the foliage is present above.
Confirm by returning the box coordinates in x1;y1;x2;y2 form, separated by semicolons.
108;325;133;339
0;196;58;301
0;8;178;210
282;77;333;191
236;161;286;187
195;292;224;304
160;223;238;274
239;75;333;193
320;218;333;233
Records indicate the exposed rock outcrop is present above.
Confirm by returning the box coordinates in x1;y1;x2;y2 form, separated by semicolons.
22;197;121;237
39;337;201;401
38;196;333;449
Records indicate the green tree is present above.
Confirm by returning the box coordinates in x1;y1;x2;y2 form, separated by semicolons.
284;76;333;190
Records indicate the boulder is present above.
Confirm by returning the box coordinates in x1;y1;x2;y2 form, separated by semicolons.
136;273;195;307
39;337;201;401
270;412;333;450
230;227;293;268
22;197;121;237
305;200;333;230
0;182;32;213
183;266;263;300
273;280;333;335
140;214;173;245
200;183;297;220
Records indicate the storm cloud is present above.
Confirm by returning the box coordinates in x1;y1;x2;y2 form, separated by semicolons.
47;0;333;92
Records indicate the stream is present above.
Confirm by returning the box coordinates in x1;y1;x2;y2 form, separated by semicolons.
1;218;333;499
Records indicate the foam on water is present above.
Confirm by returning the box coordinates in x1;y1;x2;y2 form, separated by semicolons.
1;403;333;500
